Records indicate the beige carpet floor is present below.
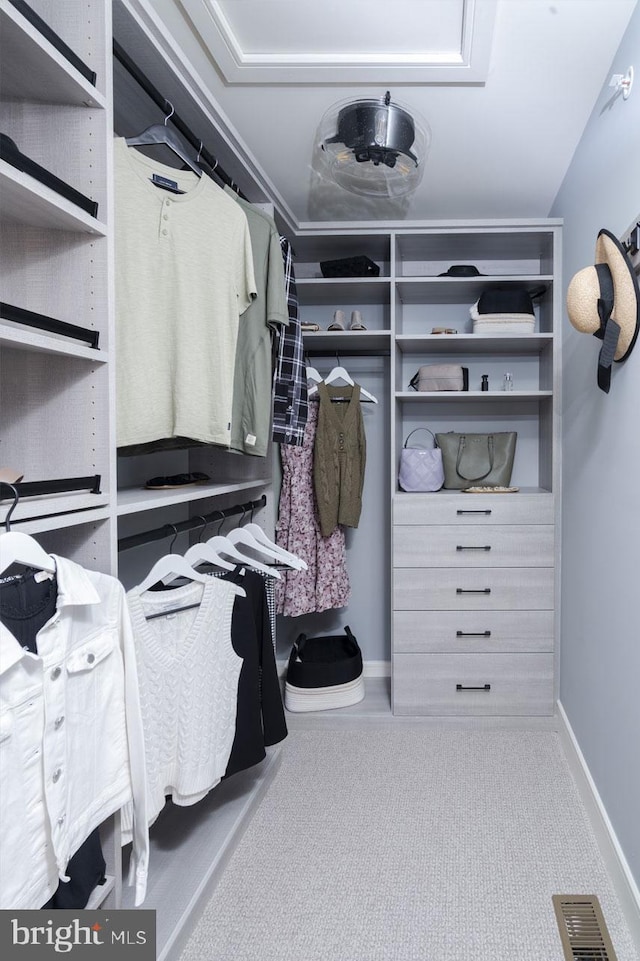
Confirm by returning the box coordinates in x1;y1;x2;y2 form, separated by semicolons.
179;726;639;961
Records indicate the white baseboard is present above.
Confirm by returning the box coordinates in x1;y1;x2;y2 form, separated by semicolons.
363;660;391;678
277;659;391;678
557;700;640;947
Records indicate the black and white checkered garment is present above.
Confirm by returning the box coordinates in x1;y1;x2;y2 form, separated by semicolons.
272;236;308;446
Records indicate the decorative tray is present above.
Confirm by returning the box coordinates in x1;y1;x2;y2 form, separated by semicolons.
461;486;519;494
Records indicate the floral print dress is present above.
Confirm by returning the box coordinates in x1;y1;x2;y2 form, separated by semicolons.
276;401;351;616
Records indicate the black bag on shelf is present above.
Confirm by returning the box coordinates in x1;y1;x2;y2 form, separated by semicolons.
320;256;380;278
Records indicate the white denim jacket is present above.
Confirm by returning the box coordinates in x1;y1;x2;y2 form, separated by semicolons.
0;556;149;908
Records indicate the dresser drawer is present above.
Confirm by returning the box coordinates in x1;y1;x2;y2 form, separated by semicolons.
393;493;554;526
393;653;554;715
393;610;554;654
393;525;554;568
393;568;554;611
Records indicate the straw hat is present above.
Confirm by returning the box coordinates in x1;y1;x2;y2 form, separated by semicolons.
567;228;639;392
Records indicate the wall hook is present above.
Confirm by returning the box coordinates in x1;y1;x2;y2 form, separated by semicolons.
609;65;633;100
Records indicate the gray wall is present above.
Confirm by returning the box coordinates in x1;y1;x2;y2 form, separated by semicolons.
550;2;640;888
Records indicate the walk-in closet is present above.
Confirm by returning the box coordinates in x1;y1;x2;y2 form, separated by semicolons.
1;1;639;959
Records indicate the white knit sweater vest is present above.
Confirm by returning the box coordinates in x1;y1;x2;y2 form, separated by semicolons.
124;577;244;830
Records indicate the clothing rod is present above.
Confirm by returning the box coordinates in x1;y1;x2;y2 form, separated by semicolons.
117;494;267;553
113;39;248;201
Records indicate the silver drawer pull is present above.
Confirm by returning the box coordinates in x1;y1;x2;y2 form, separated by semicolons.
456;630;491;637
456;588;491;594
456;545;491;551
456;683;491;692
456;509;492;515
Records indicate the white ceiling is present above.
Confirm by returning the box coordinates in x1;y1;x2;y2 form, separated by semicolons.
124;0;637;227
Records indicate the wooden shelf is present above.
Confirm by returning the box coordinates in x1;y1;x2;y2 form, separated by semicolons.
0;494;110;528
0;160;106;234
0;1;105;107
396;276;553;305
296;277;390;306
396;390;553;401
395;333;553;354
0;324;106;361
117;480;269;517
303;330;391;353
394;229;556;263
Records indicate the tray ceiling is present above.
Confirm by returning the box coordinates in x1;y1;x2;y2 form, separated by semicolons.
179;0;497;83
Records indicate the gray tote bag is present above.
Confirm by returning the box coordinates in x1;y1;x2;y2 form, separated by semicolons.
435;431;517;489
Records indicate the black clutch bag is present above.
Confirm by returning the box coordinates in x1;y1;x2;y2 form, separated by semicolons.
320;256;380;278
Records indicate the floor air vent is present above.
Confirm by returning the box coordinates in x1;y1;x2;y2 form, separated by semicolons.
552;895;618;961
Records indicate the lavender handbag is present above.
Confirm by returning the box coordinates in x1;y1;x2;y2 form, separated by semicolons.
398;428;444;492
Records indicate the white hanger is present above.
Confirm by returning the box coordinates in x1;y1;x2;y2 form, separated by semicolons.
307;365;378;404
241;523;307;571
0;484;56;575
214;527;281;579
182;518;235;572
137;525;209;594
137;553;209;594
306;364;323;386
0;531;56;575
323;365;354;386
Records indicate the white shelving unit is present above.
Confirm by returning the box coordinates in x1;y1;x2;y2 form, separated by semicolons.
292;222;562;719
391;225;561;717
2;0;278;929
0;0;121;909
0;0;115;549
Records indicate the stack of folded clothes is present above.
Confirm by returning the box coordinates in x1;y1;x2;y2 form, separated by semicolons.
470;287;536;334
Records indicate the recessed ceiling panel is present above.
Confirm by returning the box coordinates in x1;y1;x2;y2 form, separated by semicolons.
179;0;497;83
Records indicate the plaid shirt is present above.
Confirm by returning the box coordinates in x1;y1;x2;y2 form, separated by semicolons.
272;236;308;445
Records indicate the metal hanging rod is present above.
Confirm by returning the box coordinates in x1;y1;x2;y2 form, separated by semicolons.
113;39;247;200
117;494;267;553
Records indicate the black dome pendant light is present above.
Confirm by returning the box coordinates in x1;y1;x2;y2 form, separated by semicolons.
319;90;430;198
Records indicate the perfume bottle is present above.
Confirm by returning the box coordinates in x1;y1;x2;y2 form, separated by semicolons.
481;374;489;392
502;372;514;391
